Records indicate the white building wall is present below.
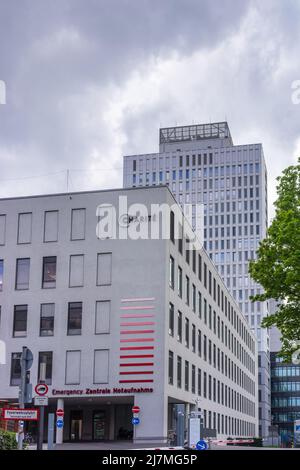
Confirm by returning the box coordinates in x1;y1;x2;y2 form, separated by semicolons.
0;186;258;442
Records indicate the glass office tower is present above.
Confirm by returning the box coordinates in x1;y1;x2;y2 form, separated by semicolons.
123;122;271;437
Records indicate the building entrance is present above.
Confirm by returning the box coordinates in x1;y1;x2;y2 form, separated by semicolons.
70;410;83;441
93;410;106;440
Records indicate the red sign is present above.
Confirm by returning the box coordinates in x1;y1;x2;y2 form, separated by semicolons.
56;408;64;417
2;408;39;421
132;406;140;414
35;383;49;396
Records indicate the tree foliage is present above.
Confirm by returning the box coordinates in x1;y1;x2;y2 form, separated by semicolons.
249;159;300;360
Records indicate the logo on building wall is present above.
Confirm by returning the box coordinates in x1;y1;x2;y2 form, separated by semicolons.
96;195;204;250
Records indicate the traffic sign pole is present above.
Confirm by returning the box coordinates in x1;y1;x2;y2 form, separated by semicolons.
36;362;47;451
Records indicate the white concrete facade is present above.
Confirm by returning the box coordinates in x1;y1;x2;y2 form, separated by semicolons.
0;186;258;443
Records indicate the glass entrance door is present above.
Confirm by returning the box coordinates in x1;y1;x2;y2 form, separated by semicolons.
93;410;106;440
70;410;83;441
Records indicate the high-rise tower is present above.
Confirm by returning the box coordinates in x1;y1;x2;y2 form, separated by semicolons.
123;122;271;437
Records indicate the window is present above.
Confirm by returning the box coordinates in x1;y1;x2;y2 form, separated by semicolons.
185;240;190;264
44;210;58;242
17;212;32;244
10;352;21;385
192;284;196;312
178;266;182;298
0;214;6;245
185;318;189;348
69;255;84;287
38;351;53;385
169;256;175;289
0;259;3;291
185;361;189;391
198;369;201;396
42;256;56;288
168;351;174;385
177;311;182;343
95;301;110;334
169;303;174;337
67;302;82;335
192;325;196;353
94;350;109;383
177;356;182;388
15;258;30;290
40;304;55;336
192;365;196;394
170;210;175;243
71;209;86;240
13;305;27;337
185;276;190;305
97;253;112;286
198;329;202;357
65;350;81;385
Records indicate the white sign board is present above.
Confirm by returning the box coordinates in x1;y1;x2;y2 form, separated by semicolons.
189;417;201;448
34;396;49;406
3;408;39;421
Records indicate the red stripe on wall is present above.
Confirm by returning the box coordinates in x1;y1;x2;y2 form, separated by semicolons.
120;330;155;335
120;355;154;359
121;298;155;302
119;379;154;383
120;315;155;319
120;322;155;326
120;363;154;367
120;306;154;310
120;346;154;351
119;371;154;375
120;338;154;343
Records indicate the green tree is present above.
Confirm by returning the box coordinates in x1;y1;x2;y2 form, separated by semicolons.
249;159;300;361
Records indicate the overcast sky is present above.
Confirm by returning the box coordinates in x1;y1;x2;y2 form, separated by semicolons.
0;0;299;217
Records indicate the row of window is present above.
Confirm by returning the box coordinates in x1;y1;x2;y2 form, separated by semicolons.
0;253;112;291
168;249;255;355
4;300;110;337
132;157;260;175
10;349;109;386
272;381;300;392
272;412;300;423
168;351;255;417
168;302;255;379
0;208;86;246
271;367;300;378
197;409;255;437
272;398;300;408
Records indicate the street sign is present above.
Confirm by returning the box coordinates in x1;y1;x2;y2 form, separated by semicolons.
22;348;34;370
132;417;140;425
132;406;140;414
56;419;64;428
2;408;39;421
56;408;64;417
196;440;208;451
34;396;49;407
35;383;49;396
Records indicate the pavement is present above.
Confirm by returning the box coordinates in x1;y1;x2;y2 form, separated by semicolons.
27;441;300;451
